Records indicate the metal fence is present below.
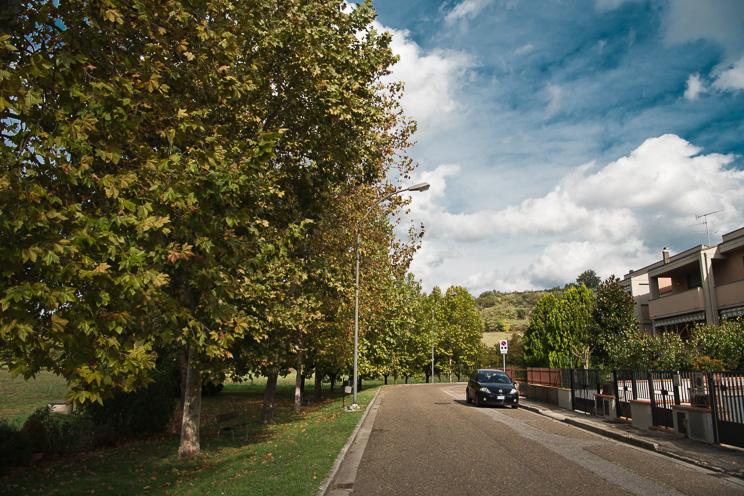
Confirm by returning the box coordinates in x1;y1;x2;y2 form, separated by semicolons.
537;368;744;447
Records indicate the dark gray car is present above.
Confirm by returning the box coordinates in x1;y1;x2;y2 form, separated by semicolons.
465;368;519;408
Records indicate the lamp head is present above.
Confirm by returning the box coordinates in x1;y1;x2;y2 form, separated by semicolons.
407;182;430;192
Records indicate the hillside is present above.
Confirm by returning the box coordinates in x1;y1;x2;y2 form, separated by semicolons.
475;289;563;334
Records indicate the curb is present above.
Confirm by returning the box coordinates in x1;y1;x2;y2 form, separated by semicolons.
520;402;744;480
315;387;383;496
519;402;660;451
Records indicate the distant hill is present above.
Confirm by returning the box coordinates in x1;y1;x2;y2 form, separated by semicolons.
475;289;563;333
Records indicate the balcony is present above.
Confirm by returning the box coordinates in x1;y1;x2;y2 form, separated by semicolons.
649;287;705;319
716;280;744;308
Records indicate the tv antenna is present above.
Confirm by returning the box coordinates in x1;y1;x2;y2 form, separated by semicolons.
689;209;723;246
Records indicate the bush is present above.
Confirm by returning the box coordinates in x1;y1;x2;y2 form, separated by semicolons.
82;370;176;439
0;420;32;474
27;407;94;454
20;417;46;453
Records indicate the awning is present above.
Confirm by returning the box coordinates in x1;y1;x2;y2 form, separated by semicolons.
653;311;706;327
720;306;744;319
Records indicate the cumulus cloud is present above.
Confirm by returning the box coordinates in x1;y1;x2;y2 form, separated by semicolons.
405;135;744;291
378;23;475;130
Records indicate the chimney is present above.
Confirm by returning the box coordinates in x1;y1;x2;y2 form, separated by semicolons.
662;247;670;264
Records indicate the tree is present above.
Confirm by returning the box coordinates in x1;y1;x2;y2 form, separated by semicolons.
523;287;595;368
547;285;595;368
523;294;558;367
1;0;417;457
433;287;483;381
591;275;638;365
576;270;601;289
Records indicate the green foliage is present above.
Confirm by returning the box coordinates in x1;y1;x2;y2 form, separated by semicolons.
687;319;744;370
27;407;94;454
523;286;595;368
0;420;32;473
602;319;744;370
592;275;638;363
20;417;46;453
431;286;484;379
523;293;558;367
81;370;176;439
576;269;601;289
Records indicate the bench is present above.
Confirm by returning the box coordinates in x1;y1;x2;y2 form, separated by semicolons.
216;412;247;440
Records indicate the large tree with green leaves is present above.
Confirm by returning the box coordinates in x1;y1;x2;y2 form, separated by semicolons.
431;286;483;381
591;275;638;365
523;286;596;368
1;0;417;456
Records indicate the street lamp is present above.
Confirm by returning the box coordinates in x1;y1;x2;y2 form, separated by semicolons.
431;293;457;383
350;182;430;411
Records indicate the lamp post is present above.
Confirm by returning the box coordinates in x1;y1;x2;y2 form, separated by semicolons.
350;182;430;411
431;292;457;383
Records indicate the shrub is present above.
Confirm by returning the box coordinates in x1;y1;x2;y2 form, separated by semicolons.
82;370;176;439
28;407;94;454
0;420;32;474
20;417;46;453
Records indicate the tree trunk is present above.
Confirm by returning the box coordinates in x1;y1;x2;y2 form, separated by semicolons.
179;346;189;409
314;368;322;402
393;371;398;386
261;369;279;424
294;350;303;412
178;347;202;458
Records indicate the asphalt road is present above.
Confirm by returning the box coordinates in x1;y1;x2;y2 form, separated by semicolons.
350;384;744;496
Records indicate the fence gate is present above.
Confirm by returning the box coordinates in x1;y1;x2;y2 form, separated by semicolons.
571;369;609;415
613;370;643;419
647;371;680;430
709;371;744;448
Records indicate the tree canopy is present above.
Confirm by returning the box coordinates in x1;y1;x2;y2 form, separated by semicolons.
1;0;420;457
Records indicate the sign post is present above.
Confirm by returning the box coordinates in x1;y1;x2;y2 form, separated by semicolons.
500;339;508;372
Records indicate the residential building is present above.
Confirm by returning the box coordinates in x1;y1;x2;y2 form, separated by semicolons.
621;227;744;335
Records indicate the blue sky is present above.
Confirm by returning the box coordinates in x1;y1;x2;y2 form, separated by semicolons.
362;0;744;295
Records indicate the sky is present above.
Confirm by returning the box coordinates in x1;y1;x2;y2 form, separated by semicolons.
358;0;744;296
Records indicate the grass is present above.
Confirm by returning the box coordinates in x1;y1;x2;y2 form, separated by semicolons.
0;373;399;495
0;369;70;427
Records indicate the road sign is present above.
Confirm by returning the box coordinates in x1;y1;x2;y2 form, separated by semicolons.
500;339;508;354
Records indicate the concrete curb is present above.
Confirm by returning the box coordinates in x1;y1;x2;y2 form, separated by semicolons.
519;403;660;451
520;402;744;480
315;387;383;496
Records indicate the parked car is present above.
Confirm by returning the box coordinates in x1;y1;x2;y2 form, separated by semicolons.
466;369;519;408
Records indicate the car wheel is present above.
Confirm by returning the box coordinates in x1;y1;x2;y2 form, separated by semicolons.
465;390;472;404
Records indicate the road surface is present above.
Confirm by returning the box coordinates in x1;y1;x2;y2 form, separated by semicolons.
350;383;744;496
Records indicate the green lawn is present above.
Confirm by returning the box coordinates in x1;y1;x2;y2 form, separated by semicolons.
0;372;409;495
0;369;70;426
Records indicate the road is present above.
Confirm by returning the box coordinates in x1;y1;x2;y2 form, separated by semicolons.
350;384;744;496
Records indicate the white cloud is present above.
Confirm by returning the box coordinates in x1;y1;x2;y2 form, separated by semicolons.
662;0;744;65
684;73;707;100
379;24;475;130
444;0;495;24
406;135;744;292
712;57;744;91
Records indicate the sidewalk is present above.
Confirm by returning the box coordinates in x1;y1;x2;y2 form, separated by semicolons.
519;398;744;479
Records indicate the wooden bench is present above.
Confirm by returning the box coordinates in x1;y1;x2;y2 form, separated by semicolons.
216;412;247;440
